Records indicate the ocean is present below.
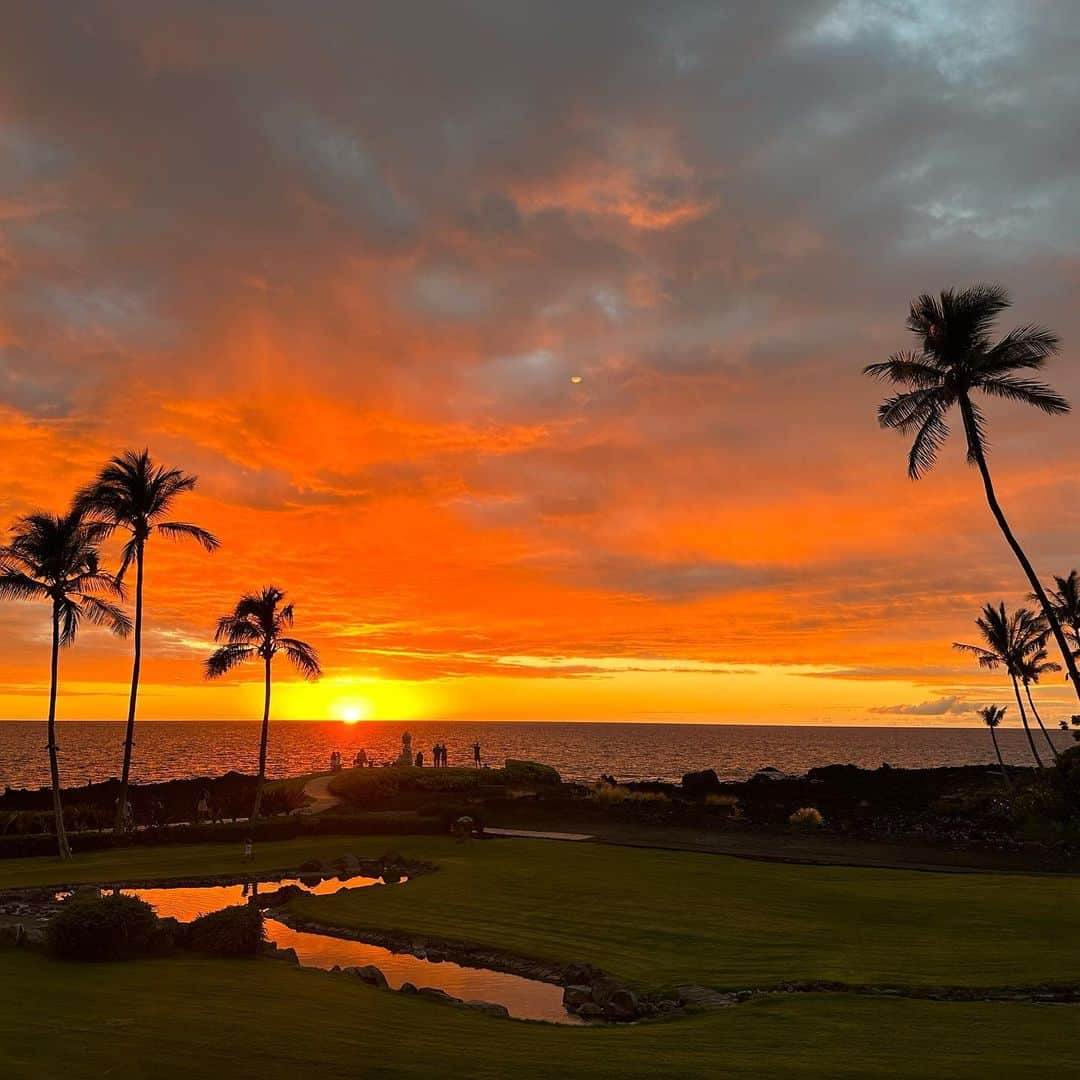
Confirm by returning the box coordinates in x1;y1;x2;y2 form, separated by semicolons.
0;720;1067;791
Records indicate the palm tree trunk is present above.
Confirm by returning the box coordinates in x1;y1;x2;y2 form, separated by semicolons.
250;653;272;823
988;725;1012;795
1023;682;1059;760
48;604;71;860
115;538;144;833
960;395;1080;702
1010;673;1045;768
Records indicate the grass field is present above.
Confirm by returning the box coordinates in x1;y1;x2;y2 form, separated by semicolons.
0;834;1076;1077
0;950;1075;1080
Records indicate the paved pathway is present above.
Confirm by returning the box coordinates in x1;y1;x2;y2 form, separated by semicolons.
298;772;342;815
484;827;593;841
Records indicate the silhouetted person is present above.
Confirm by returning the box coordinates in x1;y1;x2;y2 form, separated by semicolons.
415;750;424;767
353;748;368;768
472;741;481;767
441;743;449;768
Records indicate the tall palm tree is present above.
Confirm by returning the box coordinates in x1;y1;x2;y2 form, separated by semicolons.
865;285;1079;700
977;704;1012;795
953;602;1047;767
1016;645;1061;759
77;449;220;831
204;587;320;822
0;510;131;858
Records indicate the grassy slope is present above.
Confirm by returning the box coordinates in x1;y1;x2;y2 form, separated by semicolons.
0;950;1075;1080
287;837;1078;989
1;834;1076;988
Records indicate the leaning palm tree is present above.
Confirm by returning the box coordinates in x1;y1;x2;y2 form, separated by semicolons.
865;285;1079;700
977;705;1012;795
77;449;220;831
204;587;320;822
0;510;131;858
1016;645;1061;760
954;602;1047;768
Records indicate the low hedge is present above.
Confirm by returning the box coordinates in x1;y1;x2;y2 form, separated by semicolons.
0;811;442;859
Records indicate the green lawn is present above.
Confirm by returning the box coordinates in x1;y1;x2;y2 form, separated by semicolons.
0;950;1075;1080
2;834;1076;989
1;833;1077;1078
287;837;1078;990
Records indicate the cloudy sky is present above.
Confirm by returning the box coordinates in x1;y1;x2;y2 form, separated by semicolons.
1;1;1078;725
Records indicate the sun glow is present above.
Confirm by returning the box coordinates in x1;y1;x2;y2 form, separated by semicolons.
337;700;372;725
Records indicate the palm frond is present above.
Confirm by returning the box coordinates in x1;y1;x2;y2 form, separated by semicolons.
77;594;132;637
976;376;1071;415
907;406;949;479
204;644;257;679
979;323;1060;375
155;522;221;551
0;571;50;602
279;637;321;680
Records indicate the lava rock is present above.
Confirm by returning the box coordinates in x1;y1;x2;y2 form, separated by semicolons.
463;1000;510;1018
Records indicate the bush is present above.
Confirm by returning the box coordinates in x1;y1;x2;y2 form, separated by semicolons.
184;903;264;957
502;760;561;786
789;806;825;829
705;793;739;809
591;784;669;806
47;893;160;961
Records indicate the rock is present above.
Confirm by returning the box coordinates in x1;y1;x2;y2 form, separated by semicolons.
417;986;456;1003
606;988;639;1020
399;982;418;995
681;768;723;797
576;1003;604;1020
270;947;299;965
339;853;361;870
563;962;603;984
463;1000;510;1018
563;985;593;1008
425;948;444;963
298;859;324;873
347;964;389;989
259;883;304;909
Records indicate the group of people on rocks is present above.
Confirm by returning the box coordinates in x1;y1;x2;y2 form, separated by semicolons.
325;738;485;770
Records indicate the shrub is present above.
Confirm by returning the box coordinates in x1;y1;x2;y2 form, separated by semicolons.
705;793;739;809
591;784;669;806
184;903;264;957
47;893;160;961
502;760;561;786
789;806;825;829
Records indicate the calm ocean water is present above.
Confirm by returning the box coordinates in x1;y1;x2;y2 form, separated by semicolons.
0;720;1067;791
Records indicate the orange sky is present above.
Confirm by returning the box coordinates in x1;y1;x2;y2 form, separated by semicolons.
1;3;1078;727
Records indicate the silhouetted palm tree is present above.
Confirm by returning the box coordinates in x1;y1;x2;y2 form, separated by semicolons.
1041;570;1080;657
78;449;220;831
204;587;320;821
1016;645;1061;759
977;704;1012;795
0;510;131;858
954;602;1047;767
866;285;1079;699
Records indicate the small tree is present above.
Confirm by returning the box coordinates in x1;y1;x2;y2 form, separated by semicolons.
978;704;1012;795
204;587;320;821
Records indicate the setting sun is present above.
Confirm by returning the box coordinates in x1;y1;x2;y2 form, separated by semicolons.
337;701;372;725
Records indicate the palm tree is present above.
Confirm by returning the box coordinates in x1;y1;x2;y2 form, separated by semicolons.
1016;645;1061;759
953;602;1047;767
865;285;1079;700
204;587;320;822
0;510;131;858
977;705;1012;795
1042;570;1080;657
77;449;220;831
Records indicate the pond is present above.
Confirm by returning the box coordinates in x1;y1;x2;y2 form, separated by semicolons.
121;876;579;1025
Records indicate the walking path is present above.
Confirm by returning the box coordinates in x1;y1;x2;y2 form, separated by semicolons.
484;827;593;841
298;773;342;815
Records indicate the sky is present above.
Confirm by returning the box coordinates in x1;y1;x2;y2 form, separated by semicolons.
1;1;1079;727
